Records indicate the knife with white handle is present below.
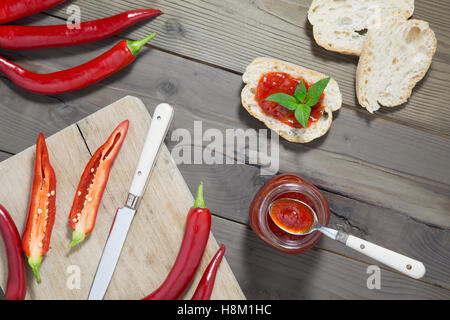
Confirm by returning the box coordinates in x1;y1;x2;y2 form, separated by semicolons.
88;103;174;300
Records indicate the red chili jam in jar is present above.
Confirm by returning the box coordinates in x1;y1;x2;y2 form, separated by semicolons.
250;174;330;254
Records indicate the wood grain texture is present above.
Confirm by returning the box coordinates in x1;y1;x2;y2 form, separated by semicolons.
0;152;12;162
0;97;244;300
175;162;450;289
46;0;450;136
0;3;448;300
212;215;450;299
0;22;448;227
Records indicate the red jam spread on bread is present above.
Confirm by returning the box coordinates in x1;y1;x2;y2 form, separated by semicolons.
255;72;324;128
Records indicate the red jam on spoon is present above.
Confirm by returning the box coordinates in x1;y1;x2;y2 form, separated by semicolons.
269;198;315;235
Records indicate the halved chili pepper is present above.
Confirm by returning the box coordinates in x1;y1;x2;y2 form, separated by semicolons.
21;133;57;283
0;205;27;300
143;182;212;300
0;33;156;95
0;0;66;25
191;244;225;300
0;9;162;50
68;120;129;249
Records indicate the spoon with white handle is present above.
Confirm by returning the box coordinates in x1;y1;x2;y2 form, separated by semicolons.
269;198;426;279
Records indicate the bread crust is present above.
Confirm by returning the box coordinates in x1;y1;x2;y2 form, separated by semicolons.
356;18;437;112
312;29;362;56
241;57;342;143
308;0;415;56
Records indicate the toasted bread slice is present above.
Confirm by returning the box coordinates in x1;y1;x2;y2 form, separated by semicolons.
356;16;437;113
242;58;342;143
308;0;414;55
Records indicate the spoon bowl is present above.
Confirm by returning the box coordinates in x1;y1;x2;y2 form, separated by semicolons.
268;198;318;236
269;198;339;239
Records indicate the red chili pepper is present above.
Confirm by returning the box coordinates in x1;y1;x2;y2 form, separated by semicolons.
0;9;162;50
0;33;156;95
0;0;66;25
191;244;225;300
69;120;129;249
21;133;57;283
143;182;212;300
0;205;27;300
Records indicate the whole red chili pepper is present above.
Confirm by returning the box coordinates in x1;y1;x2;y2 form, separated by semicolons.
0;205;27;300
191;244;225;300
0;9;162;50
0;0;66;25
69;120;129;249
0;33;156;95
143;182;212;300
22;133;57;283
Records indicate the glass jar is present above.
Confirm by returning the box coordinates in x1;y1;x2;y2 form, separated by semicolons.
250;174;330;254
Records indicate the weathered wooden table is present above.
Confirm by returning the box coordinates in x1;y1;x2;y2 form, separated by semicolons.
0;0;449;299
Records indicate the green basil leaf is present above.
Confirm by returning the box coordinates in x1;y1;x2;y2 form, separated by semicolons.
305;77;330;108
294;81;307;103
294;104;311;129
266;93;299;111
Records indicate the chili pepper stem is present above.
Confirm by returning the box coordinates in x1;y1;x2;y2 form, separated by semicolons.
127;33;157;56
28;255;42;283
192;182;207;209
69;230;86;249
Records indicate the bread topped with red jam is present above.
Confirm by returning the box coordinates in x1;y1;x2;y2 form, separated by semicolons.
242;58;342;143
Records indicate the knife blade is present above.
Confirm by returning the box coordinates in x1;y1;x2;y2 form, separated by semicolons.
88;103;174;300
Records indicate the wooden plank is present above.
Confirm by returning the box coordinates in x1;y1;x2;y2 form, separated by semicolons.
211;215;450;299
1;14;450;190
176;161;450;289
0;20;448;227
0;97;244;300
3;14;449;186
46;0;450;136
0;9;448;300
0;152;11;162
4;209;448;299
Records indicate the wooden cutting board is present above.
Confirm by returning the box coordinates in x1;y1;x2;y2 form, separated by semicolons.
0;96;245;300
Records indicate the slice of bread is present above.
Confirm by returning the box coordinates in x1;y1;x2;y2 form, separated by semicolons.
356;16;437;113
242;58;342;143
308;0;414;55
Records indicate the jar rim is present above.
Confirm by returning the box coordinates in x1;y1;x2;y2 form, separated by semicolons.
251;177;330;254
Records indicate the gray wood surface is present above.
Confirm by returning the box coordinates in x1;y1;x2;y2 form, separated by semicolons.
47;0;450;136
177;162;450;289
212;215;449;299
0;0;449;300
